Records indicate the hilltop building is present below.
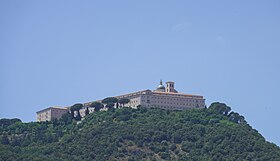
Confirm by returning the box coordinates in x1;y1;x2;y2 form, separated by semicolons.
36;80;205;122
36;107;68;122
113;80;204;109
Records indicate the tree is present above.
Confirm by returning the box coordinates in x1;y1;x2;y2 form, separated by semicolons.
70;106;75;119
90;102;104;112
10;135;20;146
71;103;83;111
208;102;231;115
118;98;130;107
102;97;118;110
75;113;82;121
85;107;90;116
106;102;115;110
239;115;247;124
228;112;246;124
59;112;72;125
102;97;118;104
0;118;22;128
70;103;83;121
1;132;9;145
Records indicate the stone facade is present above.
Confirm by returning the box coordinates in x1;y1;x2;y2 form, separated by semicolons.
36;107;68;122
116;89;205;110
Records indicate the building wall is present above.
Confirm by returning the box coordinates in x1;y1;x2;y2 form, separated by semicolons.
125;96;141;108
36;107;68;122
79;107;95;117
143;93;204;110
117;90;205;110
51;108;68;120
37;109;52;122
116;90;147;108
141;93;205;110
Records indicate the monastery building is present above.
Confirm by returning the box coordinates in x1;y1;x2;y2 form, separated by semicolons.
36;80;205;122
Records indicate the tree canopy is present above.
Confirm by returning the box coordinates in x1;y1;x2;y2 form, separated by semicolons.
106;102;115;109
90;102;103;111
0;118;21;128
118;98;130;107
208;102;231;115
102;97;118;104
70;103;83;121
0;103;279;160
70;103;83;111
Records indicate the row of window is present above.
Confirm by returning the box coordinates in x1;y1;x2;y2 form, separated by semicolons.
152;104;201;109
142;96;203;103
143;100;203;105
152;105;186;110
130;99;139;104
166;83;174;87
144;100;201;107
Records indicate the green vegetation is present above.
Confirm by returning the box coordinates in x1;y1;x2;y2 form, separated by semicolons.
118;98;130;107
101;97;118;104
1;102;280;161
90;102;103;112
70;103;83;121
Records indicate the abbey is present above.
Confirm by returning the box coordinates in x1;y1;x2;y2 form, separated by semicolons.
112;80;205;110
36;80;205;122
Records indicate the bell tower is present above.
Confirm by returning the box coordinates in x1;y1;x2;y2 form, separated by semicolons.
166;81;175;93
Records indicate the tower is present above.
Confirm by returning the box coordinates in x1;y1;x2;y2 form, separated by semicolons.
166;81;177;93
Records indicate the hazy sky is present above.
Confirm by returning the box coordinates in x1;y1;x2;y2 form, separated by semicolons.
1;1;280;146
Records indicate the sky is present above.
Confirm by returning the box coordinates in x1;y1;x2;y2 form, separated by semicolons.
1;0;280;146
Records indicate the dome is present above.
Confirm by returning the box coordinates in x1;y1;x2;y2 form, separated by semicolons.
157;84;165;90
156;79;165;92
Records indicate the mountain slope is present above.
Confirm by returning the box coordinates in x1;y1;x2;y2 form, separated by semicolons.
1;103;280;161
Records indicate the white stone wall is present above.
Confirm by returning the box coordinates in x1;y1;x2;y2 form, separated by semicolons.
126;96;141;108
51;108;68;119
79;107;95;117
140;95;203;110
37;109;52;122
121;90;205;110
37;107;68;122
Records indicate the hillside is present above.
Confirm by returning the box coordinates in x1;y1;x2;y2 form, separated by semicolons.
1;103;280;161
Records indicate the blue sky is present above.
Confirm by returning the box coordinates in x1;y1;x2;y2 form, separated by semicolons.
1;1;280;146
